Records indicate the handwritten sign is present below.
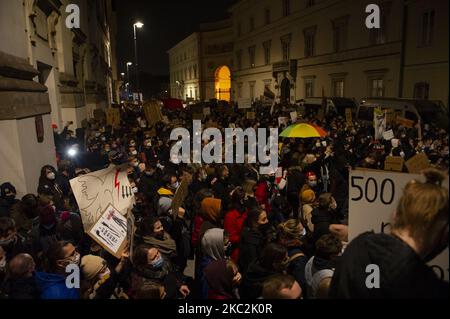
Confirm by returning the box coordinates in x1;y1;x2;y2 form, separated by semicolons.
70;165;135;231
88;204;128;258
383;129;394;140
171;174;192;217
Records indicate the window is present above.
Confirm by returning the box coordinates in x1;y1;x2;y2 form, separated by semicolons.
306;0;315;7
332;79;345;97
263;41;271;65
282;0;291;17
236;50;243;70
370;79;384;97
304;26;317;57
332;16;349;52
281;34;291;61
249;16;255;31
265;8;271;25
248;46;256;67
282;42;290;61
414;82;429;99
249;81;256;101
304;79;314;98
237;82;243;98
419;10;435;47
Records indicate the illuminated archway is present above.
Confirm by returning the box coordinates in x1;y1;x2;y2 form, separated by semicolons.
215;66;231;102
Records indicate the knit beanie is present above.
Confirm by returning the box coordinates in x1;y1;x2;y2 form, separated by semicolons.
80;255;105;281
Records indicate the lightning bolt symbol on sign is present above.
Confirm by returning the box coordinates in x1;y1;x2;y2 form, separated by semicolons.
114;169;121;201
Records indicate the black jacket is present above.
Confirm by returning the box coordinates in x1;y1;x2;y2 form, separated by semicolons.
3;276;41;299
239;261;278;299
238;228;264;274
311;207;340;243
329;232;449;298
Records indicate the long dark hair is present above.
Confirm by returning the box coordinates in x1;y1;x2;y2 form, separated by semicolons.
260;243;287;271
245;208;263;230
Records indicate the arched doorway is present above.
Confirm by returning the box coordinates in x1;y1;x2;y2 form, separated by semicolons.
215;66;231;102
280;78;291;103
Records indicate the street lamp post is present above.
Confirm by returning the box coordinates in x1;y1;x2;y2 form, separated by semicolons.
126;62;132;100
133;22;144;100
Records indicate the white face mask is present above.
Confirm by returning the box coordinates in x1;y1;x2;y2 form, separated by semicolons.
132;187;139;194
47;172;56;180
131;150;138;156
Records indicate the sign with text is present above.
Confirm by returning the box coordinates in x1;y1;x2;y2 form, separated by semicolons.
70;165;135;231
349;170;449;281
238;98;252;109
88;204;128;258
383;129;394;140
384;156;404;172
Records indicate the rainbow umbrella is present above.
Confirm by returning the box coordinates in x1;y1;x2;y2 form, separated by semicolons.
280;123;328;138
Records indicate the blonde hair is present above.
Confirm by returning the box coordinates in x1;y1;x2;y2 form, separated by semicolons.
393;168;448;237
277;219;302;240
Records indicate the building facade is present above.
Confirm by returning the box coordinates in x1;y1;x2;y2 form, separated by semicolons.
168;0;448;108
168;19;233;102
0;0;118;196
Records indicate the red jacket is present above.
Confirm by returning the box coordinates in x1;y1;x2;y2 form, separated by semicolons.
223;209;247;263
255;182;271;213
191;214;204;248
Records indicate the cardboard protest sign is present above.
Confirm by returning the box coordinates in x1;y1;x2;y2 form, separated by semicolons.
290;111;298;122
384;156;404;172
345;108;353;125
405;153;430;174
171;174;192;217
246;111;256;120
238;98;252;109
126;210;135;261
349;170;449;281
88;204;128;258
106;108;120;127
143;101;163;125
396;116;414;128
70;165;135;231
383;129;394;140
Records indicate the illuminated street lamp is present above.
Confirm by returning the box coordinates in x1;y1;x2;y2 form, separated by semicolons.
133;22;144;98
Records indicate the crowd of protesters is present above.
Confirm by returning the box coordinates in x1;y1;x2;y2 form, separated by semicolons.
0;99;448;299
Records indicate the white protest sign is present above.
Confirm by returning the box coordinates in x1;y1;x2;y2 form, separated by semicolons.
290;111;298;122
88;204;128;258
383;129;394;140
238;98;252;109
70;165;135;231
349;170;449;281
278;117;289;127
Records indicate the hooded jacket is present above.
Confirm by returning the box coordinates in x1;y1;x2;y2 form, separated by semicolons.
34;272;79;299
239;260;278;299
329;232;449;299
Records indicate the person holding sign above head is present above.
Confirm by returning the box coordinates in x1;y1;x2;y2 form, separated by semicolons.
329;168;449;298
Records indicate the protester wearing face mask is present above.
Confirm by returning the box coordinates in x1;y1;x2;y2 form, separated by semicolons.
132;245;190;299
80;251;129;299
35;241;81;299
311;193;341;244
37;165;64;211
138;162;161;203
238;208;271;274
300;172;320;199
277;219;309;293
197;228;229;299
139;217;178;265
240;243;290;299
0;183;20;218
0;217;30;263
30;197;59;254
330;169;449;299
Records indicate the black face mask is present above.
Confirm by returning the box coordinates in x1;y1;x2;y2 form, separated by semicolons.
258;223;271;234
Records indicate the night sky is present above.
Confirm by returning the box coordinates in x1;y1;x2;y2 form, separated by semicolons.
116;0;233;77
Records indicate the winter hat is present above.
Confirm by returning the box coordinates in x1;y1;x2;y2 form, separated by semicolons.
301;189;316;204
0;183;16;198
201;198;222;223
391;138;400;148
80;255;105;281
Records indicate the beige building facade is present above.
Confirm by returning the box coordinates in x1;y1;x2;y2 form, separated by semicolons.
168;19;233;102
0;0;118;196
169;0;448;108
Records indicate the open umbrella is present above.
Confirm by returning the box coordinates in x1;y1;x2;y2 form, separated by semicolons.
280;123;327;138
